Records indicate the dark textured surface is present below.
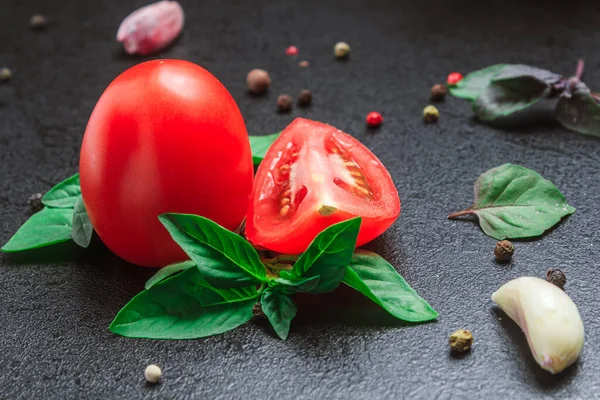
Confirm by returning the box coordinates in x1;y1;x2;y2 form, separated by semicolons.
1;0;599;398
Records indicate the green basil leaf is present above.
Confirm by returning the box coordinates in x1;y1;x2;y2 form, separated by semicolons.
289;217;361;294
42;174;81;208
249;132;280;165
473;76;550;121
145;260;196;290
491;64;562;85
448;164;575;240
2;208;73;252
110;268;258;339
71;196;93;248
261;289;297;340
555;85;600;138
449;64;507;100
159;213;267;288
272;273;320;294
344;250;438;322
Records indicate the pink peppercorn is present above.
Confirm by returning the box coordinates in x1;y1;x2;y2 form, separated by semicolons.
447;72;463;85
366;112;383;127
286;46;298;56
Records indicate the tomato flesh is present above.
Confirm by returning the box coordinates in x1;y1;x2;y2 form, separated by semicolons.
80;60;253;267
246;118;400;254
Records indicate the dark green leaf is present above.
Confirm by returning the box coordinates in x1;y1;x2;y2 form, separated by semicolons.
261;289;297;340
491;64;562;85
448;164;575;240
555;85;600;137
344;250;438;322
42;174;81;208
289;218;361;293
473;76;550;121
71;196;93;248
249;132;280;165
110;268;258;339
159;213;267;288
449;64;507;100
145;260;196;290
273;273;320;294
2;208;73;252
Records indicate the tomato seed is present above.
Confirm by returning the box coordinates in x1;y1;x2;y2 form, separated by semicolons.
282;189;292;198
280;198;291;206
279;164;290;174
280;205;291;216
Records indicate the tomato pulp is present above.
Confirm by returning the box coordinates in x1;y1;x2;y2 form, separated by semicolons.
80;60;253;267
246;118;400;254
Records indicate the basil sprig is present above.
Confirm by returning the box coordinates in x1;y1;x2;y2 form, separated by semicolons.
112;215;438;340
449;60;600;137
1;174;94;252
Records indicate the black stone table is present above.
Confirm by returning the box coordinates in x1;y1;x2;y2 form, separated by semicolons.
1;0;599;398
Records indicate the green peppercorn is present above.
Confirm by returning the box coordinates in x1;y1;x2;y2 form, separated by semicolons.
449;329;473;352
423;105;439;123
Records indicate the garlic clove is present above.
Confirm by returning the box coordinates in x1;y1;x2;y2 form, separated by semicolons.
492;277;584;374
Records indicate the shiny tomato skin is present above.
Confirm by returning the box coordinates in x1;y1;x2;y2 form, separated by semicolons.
80;60;253;267
246;118;400;254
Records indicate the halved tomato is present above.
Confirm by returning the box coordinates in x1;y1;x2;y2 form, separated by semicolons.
246;118;401;254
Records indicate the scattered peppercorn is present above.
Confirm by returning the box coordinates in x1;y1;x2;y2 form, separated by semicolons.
447;71;463;85
297;89;312;107
449;329;473;352
430;84;447;101
366;111;383;127
298;60;309;68
30;14;47;30
0;68;12;83
423;105;439;123
546;268;566;290
144;364;162;383
334;42;350;59
252;302;264;318
494;240;515;261
28;193;43;213
246;69;271;95
277;94;293;113
285;46;298;56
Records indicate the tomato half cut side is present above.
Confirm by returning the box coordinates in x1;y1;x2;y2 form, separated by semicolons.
246;118;401;254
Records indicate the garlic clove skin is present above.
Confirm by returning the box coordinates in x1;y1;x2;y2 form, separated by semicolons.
492;277;584;374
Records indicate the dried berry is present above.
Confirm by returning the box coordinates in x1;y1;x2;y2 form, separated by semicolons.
449;329;473;352
423;105;439;123
144;364;162;383
277;94;293;113
286;46;298;56
366;111;383;127
430;84;447;101
28;193;43;213
447;71;463;85
297;89;312;107
247;69;271;95
546;268;566;290
30;14;47;30
298;60;309;68
0;68;12;83
494;240;514;261
117;1;184;55
334;42;350;59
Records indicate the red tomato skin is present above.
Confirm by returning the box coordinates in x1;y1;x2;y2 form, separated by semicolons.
80;60;253;267
246;118;400;255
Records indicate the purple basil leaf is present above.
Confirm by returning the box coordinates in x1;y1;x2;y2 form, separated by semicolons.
556;85;600;137
492;64;563;86
473;76;550;121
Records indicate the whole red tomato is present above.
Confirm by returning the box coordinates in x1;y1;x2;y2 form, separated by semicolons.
80;60;253;267
246;118;400;254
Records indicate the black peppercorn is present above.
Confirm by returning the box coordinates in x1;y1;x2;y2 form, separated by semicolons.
546;268;566;290
277;94;293;113
252;302;264;318
494;240;514;261
247;69;271;95
430;84;447;101
0;68;12;83
30;14;47;30
28;193;43;213
297;89;312;107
